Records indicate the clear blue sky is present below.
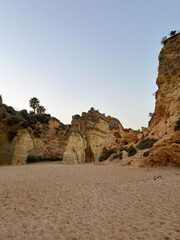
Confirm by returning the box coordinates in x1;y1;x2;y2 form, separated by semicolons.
0;0;179;129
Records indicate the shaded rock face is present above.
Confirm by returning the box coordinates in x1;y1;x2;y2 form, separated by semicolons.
29;118;70;159
0;127;33;165
63;110;124;164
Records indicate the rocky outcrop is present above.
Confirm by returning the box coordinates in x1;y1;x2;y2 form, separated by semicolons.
0;101;70;164
141;33;180;167
0;127;33;165
63;110;124;164
141;131;180;167
29;118;70;159
11;129;33;165
124;129;141;144
99;34;180;167
149;33;180;133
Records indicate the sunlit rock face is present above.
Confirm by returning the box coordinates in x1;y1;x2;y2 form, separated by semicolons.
149;33;180;133
29;118;71;159
0;101;33;165
63;110;125;164
140;131;180;167
0;128;33;165
142;34;180;167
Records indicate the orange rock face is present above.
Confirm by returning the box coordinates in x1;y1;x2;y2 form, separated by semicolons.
142;34;180;167
149;33;180;131
29;118;70;159
141;132;180;167
124;129;140;144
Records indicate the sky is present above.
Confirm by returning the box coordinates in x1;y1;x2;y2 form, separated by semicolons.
0;0;179;129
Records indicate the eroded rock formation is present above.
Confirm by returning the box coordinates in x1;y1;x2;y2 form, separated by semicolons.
142;33;180;166
0;33;179;166
0;101;70;164
0;127;33;165
98;33;180;167
29;118;70;159
63;110;125;164
149;34;180;130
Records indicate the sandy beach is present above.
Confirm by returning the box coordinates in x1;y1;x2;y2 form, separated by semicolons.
0;163;180;240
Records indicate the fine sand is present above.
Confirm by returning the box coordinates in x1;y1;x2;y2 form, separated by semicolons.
0;163;180;240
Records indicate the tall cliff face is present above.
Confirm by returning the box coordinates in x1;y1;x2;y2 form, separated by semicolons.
63;110;125;164
149;33;180;132
142;34;180;166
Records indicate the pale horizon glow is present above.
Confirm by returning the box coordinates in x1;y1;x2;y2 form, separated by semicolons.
0;0;179;129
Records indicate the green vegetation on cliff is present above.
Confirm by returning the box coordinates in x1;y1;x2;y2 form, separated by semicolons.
137;138;157;150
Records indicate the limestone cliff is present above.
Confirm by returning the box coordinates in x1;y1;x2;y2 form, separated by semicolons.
142;33;180;166
0;101;70;164
0;125;33;165
63;109;125;164
29;118;70;159
149;33;180;132
99;33;180;167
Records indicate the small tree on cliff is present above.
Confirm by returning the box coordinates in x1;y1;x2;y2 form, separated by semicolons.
37;105;46;114
169;30;176;37
161;36;167;45
29;97;40;113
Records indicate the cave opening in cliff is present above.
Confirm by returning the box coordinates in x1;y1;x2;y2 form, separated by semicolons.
26;155;62;163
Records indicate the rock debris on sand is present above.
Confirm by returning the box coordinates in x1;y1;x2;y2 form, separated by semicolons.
0;163;180;240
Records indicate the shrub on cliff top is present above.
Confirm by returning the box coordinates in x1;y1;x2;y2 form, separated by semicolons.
169;30;176;37
3;104;17;115
137;138;157;150
27;113;51;128
161;36;167;45
6;115;22;126
99;150;116;162
19;109;29;120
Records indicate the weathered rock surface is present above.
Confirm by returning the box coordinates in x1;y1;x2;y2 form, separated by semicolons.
141;33;180;167
100;34;180;167
0;127;33;165
29;118;70;159
0;101;70;164
141;131;180;167
149;33;180;132
63;110;124;164
124;129;140;144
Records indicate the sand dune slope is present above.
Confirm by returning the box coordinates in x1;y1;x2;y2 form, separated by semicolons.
0;163;180;240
